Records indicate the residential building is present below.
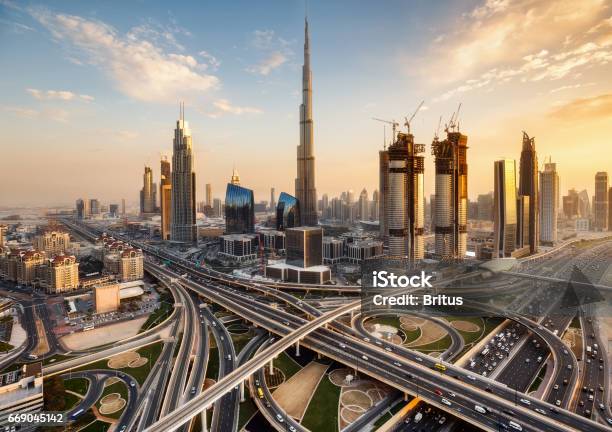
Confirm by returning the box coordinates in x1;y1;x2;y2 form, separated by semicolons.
33;229;71;257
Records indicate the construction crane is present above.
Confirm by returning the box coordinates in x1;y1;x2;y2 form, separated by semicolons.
404;100;425;134
445;102;462;133
372;117;399;143
433;115;442;141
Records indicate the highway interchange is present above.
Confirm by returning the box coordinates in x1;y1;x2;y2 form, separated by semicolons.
11;218;609;432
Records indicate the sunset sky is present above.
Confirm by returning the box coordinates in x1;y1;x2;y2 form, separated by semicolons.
1;0;611;207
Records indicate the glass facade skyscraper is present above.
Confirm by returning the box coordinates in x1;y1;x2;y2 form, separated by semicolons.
276;192;300;231
225;183;255;234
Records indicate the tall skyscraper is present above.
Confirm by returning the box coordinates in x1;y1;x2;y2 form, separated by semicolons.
518;132;538;253
205;183;212;207
477;192;494;221
371;189;379;221
121;198;125;215
562;189;580;219
160;157;172;241
75;199;85;219
594;172;609;231
432;129;468;260
358;188;369;221
270;187;276;211
171;103;197;243
539;160;559;244
494;159;517;258
295;18;318;226
387;132;425;260
608;188;612;231
90;199;100;215
379;149;389;241
140;166;156;215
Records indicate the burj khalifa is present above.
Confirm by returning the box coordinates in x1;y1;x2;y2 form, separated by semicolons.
295;18;318;226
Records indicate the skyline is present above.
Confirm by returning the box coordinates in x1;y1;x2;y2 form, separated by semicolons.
1;0;612;207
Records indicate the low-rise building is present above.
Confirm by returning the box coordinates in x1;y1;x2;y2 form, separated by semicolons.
219;234;258;262
323;237;345;264
119;248;144;282
265;263;331;284
33;229;71;257
262;230;285;253
0;363;44;428
93;282;121;314
346;239;384;263
41;254;79;294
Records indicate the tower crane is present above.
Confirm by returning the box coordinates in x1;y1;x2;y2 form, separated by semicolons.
434;115;442;141
445;102;462;132
403;100;425;134
372;118;399;144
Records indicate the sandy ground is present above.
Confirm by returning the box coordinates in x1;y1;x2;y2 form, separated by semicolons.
450;320;481;332
8;316;26;347
108;351;140;369
273;361;328;421
99;393;126;415
32;317;50;356
406;321;447;347
60;317;147;350
339;379;390;429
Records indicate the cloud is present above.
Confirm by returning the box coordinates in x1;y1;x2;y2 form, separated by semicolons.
549;93;612;120
203;99;263;118
246;29;293;76
246;51;287;76
423;0;610;86
199;51;221;70
549;82;595;94
29;8;219;103
26;88;94;102
2;105;69;122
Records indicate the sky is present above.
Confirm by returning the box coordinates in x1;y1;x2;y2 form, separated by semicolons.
0;0;611;208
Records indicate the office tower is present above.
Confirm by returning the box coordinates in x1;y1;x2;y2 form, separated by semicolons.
230;168;240;185
432;129;468;260
518;132;539;253
540;161;559;243
270;188;276;211
212;198;222;218
89;199;100;215
286;226;323;267
577;190;590;218
359;188;369;221
171;104;197;243
321;193;329;215
205;183;212;207
276;192;300;231
594;172;609;231
371;190;379;221
76;199;85;219
516;195;530;249
160;157;172;240
477;192;494;221
295;18;318;226
562;189;580;219
609;188;612;231
109;204;119;218
121;198;126;215
225;183;255;234
387;132;425;260
494;159;517;257
140;166;156;215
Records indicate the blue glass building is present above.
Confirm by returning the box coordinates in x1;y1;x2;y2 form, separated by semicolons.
276;192;300;231
225;183;255;234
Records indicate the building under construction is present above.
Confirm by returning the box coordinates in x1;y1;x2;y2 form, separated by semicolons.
387;132;425;260
378;149;389;243
432;126;468;260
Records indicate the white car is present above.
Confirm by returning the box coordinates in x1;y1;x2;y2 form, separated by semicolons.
441;398;452;406
520;398;531;405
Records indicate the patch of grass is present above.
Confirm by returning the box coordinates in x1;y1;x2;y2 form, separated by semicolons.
273;352;301;379
302;374;341;432
401;327;422;345
238;398;258;430
206;347;219;379
373;412;392;428
64;377;89;396
139;302;172;333
529;364;547;393
368;315;401;328
412;334;452;353
64;391;81;411
0;341;14;351
570;315;581;330
97;379;128;419
79;419;111;432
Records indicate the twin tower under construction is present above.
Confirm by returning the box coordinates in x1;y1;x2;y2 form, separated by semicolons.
379;120;468;261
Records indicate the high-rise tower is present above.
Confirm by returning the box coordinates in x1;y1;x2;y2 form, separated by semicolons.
594;172;609;231
518;132;538;253
494;159;517;257
295;18;318;226
432;128;468;260
140;166;156;215
160;157;172;240
387;132;425;260
171;103;197;243
540;160;559;244
379;148;390;243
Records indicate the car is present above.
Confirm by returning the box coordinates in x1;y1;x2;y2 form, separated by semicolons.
535;408;546;415
599;385;604;392
190;386;196;395
599;365;603;370
385;346;392;352
130;381;135;387
553;384;559;390
579;401;584;407
467;374;476;381
434;389;443;396
415;357;423;362
599;403;605;410
439;416;446;425
375;340;382;346
339;343;346;349
289;427;297;432
441;398;452;406
393;361;402;367
519;398;531;405
525;358;530;363
607;418;612;425
276;414;284;423
363;337;370;342
449;392;456;397
563;379;568;385
362;355;369;361
567;364;572;370
555;400;561;406
474;405;487;414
